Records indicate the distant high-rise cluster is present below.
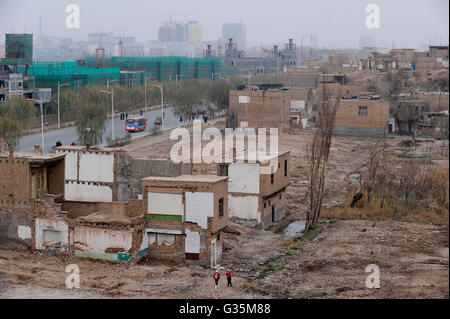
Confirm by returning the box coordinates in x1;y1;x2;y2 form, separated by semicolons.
222;22;247;49
158;20;202;44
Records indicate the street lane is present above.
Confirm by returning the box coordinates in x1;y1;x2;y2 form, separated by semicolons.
18;106;186;153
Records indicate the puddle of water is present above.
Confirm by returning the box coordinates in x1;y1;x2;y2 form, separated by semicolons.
284;220;306;237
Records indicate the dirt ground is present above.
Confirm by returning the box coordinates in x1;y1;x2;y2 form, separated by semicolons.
1;118;448;298
0;219;447;299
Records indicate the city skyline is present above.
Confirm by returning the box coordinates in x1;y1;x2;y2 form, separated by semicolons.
0;0;448;49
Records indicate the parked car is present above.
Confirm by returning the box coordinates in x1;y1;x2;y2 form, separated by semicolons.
154;117;162;126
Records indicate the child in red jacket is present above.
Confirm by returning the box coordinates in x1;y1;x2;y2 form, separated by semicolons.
213;270;220;289
226;270;232;287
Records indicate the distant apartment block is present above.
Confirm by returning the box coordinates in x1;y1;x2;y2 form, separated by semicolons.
158;20;202;44
222;22;247;50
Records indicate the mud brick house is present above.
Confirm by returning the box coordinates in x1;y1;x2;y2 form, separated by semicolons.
333;98;390;138
285;87;313;129
55;145;191;218
0;141;66;250
228;86;291;133
141;175;228;268
218;150;290;229
71;201;146;262
281;66;321;88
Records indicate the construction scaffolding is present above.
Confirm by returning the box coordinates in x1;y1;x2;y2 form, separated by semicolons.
19;61;121;92
12;56;236;97
84;56;236;82
2;34;33;66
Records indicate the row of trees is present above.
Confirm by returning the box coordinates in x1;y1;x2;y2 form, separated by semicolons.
48;77;246;120
0;96;36;150
1;77;246;149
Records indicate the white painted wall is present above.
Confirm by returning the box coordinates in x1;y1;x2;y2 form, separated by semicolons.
290;100;305;112
228;163;260;194
65;182;113;202
185;192;214;229
210;238;216;268
17;225;31;240
139;230;150;251
228;195;259;221
185;228;200;254
73;226;132;253
238;95;250;103
148;192;183;216
35;218;69;251
157;234;175;246
63;151;78;181
58;150;114;183
149;233;156;244
301;118;308;129
78;152;114;183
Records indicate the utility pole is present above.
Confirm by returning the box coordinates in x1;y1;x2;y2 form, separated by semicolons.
111;88;114;140
149;83;164;127
57;82;70;129
40;99;44;151
57;83;60;129
98;88;115;140
144;75;154;110
27;98;44;152
161;84;164;128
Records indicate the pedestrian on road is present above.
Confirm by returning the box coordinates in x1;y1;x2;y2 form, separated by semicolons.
213;270;220;289
125;113;128;120
226;270;232;287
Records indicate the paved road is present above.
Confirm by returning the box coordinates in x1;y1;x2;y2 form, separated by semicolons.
18;107;187;153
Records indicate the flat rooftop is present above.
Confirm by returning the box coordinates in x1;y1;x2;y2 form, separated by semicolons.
234;150;290;163
0;151;65;162
143;175;228;183
55;145;124;153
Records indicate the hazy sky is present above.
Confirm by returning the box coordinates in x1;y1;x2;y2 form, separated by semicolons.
0;0;448;48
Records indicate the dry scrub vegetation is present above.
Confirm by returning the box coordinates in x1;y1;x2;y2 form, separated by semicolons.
323;140;449;225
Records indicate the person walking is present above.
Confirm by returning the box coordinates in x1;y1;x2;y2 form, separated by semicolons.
226;270;232;287
213;270;220;289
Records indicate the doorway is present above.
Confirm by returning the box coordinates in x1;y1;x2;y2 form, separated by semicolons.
31;167;48;198
271;205;275;223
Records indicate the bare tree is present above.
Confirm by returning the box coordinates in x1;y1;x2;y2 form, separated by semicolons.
306;84;337;230
361;139;389;205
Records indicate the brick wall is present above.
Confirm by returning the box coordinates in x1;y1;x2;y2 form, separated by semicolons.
229;90;291;133
333;99;389;138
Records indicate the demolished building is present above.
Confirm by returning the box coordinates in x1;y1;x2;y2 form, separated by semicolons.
142;175;228;267
0;141;234;267
218;150;290;229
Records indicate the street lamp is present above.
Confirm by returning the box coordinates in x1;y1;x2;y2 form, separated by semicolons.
26;98;44;152
175;73;184;85
57;82;70;129
144;75;154;110
98;89;115;140
86;127;92;146
106;79;117;91
150;83;164;128
217;75;230;84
